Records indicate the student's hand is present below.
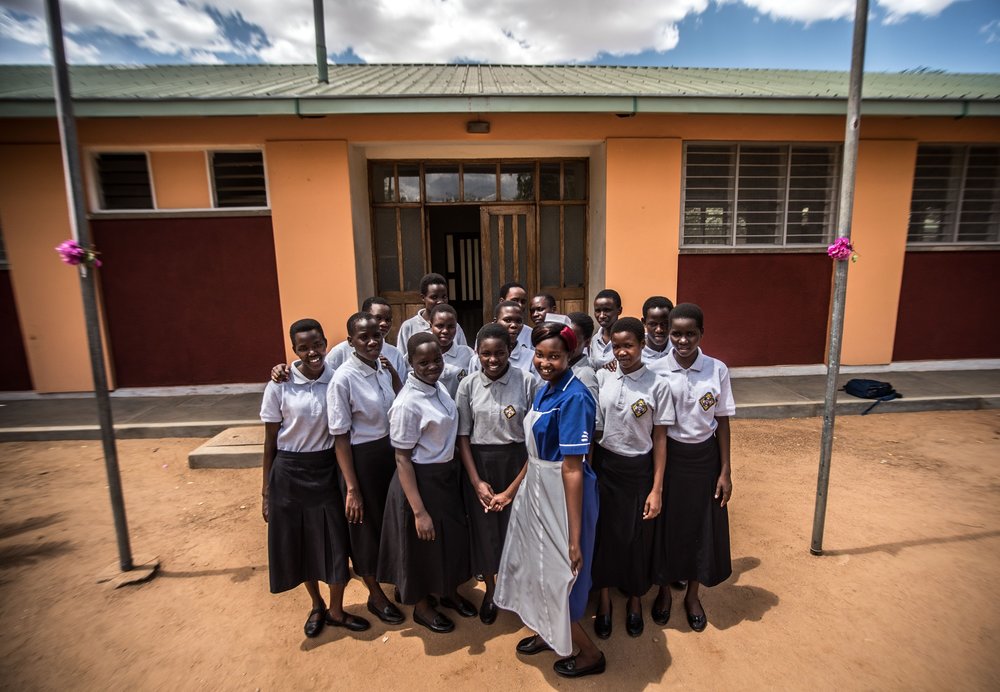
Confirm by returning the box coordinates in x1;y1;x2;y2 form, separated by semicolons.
414;510;436;541
643;489;662;520
344;488;364;524
568;542;582;575
475;481;495;510
603;360;618;372
489;490;513;512
270;363;290;383
261;488;269;523
379;355;397;375
715;472;733;507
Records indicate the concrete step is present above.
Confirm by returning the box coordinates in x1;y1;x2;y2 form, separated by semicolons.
188;426;264;469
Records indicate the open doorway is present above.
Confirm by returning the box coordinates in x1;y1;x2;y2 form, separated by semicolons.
428;205;483;339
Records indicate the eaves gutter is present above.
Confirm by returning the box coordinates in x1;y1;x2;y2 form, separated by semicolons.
0;95;998;118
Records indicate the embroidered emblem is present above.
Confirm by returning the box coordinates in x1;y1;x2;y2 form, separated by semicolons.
631;398;649;418
458;369;467;381
502;405;516;419
699;392;718;411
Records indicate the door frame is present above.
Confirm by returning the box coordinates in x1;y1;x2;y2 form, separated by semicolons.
479;204;536;324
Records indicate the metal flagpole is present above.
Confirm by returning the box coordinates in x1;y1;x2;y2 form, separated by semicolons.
43;0;134;571
314;0;329;84
811;0;869;556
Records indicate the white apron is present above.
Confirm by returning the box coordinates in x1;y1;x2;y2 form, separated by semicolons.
493;407;576;656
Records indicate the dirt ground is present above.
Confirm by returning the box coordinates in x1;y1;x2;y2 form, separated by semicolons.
0;411;997;691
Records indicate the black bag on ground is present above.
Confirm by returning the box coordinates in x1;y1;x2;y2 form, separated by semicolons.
841;378;902;415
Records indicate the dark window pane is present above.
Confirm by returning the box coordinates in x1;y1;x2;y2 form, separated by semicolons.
370;163;395;203
463;164;496;202
398;164;420;202
95;153;153;210
212;151;267;207
540;163;560;200
501;163;535;201
425;165;459;202
564;205;586;288
374;208;400;293
400;208;424;291
539;206;560;286
563;161;586;200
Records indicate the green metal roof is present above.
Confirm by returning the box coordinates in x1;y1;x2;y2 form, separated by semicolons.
1;64;998;118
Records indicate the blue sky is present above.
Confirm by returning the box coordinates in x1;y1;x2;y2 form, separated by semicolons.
0;0;997;72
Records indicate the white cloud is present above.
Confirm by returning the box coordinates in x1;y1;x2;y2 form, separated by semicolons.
0;0;971;64
982;19;1000;44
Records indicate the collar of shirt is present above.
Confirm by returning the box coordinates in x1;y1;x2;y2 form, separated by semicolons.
413;310;431;330
642;342;671;360
540;367;577;401
341;351;384;378
667;348;705;372
479;366;512;388
289;360;333;385
406;372;439;395
615;364;649;382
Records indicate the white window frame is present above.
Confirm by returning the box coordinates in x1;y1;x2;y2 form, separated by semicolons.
680;141;842;249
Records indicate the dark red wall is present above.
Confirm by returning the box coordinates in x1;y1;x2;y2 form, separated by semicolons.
676;254;832;367
893;251;1000;361
92;216;285;387
0;269;32;390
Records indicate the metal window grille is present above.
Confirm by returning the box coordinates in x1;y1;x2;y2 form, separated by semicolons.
907;145;1000;244
211;151;268;208
95;153;153;210
682;143;840;246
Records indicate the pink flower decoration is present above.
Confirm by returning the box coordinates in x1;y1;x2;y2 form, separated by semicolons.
55;239;102;268
827;237;858;263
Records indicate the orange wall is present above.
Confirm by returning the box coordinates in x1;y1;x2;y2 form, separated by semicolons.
841;139;919;365
265;140;358;360
605;138;682;314
148;151;211;209
0;144;95;392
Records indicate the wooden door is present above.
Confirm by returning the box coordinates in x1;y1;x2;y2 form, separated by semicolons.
479;206;536;324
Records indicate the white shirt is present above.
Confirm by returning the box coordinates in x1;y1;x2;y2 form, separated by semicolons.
259;361;335;453
456;366;537;445
596;365;674;456
641;341;673;363
326;339;408;379
516;324;533;351
389;373;458;464
570;358;600;404
395;309;468;357
438;363;466;400
589;331;615;368
327;353;396;445
649;349;736;443
442;343;475;374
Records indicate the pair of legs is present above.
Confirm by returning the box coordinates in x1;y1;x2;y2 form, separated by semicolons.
654;580;704;619
304;580;349;623
361;575;393;610
597;588;641;616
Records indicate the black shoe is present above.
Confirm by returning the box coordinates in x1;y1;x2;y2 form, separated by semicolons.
686;600;707;632
439;594;478;618
393;588;437;607
554;653;606;678
304;605;326;638
625;609;644;637
367;599;405;625
479;596;497;625
413;608;455;633
594;602;612;640
670;580;688;590
515;634;552;655
325;611;371;632
651;592;671;626
475;573;485;582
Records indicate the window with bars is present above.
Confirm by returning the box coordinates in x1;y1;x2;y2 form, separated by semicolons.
94;153;154;210
211;151;268;208
682;143;840;246
907;145;1000;244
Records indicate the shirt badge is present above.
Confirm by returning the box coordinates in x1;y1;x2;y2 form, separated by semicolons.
631;398;649;418
699;392;718;411
502;405;516;419
458;369;467;381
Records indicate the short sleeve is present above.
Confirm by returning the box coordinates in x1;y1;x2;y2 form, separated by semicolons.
456;376;474;437
652;376;676;426
389;397;422;450
327;372;353;436
260;381;283;423
594;379;608;432
558;388;595;455
455;323;468;347
523;371;539;404
395;320;411;355
716;362;736;416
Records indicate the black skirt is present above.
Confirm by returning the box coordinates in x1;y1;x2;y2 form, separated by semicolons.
339;435;396;577
267;448;351;593
462;442;527;575
376;459;472;604
591;446;655;596
652;436;732;588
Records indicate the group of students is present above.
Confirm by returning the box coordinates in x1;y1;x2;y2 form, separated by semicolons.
260;273;735;679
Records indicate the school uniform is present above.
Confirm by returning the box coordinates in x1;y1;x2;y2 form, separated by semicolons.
650;348;735;588
442;343;475;375
326;339;408;379
516;324;533;351
438;363;466;400
377;373;471;605
592;365;674;597
260;362;349;593
589;331;615;369
327;353;397;577
456;366;537;575
494;369;598;657
570;356;599;404
641;341;672;363
470;340;540;383
395;309;468;358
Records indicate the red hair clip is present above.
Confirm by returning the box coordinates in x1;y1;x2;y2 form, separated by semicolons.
559;325;578;352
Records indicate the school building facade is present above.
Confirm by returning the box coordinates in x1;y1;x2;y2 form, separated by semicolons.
0;65;997;393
